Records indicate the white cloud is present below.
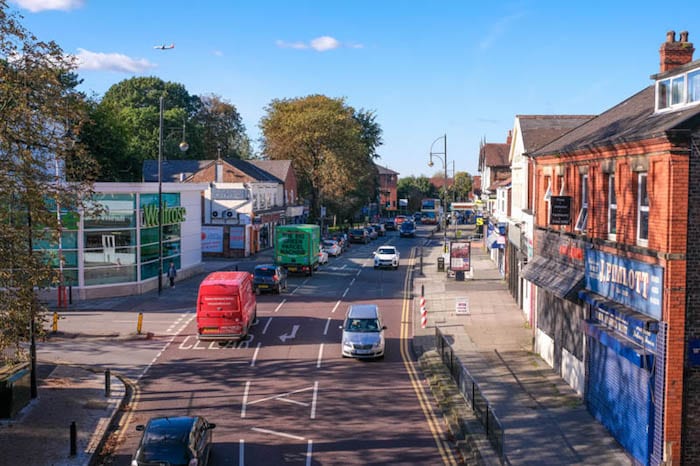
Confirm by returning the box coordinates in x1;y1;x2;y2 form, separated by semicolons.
276;40;308;50
310;36;340;52
212;50;224;57
276;36;360;52
12;0;84;12
479;12;524;50
74;48;156;73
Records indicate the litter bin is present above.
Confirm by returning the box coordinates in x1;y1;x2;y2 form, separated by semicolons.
455;270;465;281
437;256;445;272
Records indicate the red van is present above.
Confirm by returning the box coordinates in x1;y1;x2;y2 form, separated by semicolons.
196;271;257;341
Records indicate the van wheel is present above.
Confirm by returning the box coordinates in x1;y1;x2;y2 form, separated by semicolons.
252;307;258;325
255;288;261;296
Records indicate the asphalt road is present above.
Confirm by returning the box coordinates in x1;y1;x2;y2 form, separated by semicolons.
46;227;456;465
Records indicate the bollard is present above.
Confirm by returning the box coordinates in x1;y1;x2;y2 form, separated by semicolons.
105;369;111;397
68;285;72;304
69;421;77;456
137;312;143;334
421;284;424;297
52;312;59;333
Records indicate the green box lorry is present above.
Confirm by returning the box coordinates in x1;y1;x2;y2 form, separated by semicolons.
274;224;321;275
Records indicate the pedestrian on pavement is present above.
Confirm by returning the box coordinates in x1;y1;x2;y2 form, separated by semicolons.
167;262;177;287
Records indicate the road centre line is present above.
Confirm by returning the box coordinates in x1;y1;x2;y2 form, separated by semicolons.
241;381;250;418
331;300;341;313
252;427;305;441
342;287;350;298
250;342;261;367
239;439;244;465
349;278;356;286
274;299;287;313
262;317;273;334
311;381;319;419
317;344;324;368
323;318;331;335
306;440;313;466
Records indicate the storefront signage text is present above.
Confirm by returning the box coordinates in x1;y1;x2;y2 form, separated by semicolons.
591;305;656;353
142;203;187;228
585;249;663;320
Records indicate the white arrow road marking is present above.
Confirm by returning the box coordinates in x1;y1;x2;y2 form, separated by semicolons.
279;324;299;342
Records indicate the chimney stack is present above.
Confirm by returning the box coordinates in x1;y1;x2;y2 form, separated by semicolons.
506;130;512;146
660;30;695;72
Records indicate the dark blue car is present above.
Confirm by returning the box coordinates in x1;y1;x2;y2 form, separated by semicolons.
132;416;216;466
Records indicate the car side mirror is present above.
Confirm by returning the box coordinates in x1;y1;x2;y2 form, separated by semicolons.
207;423;217;430
382;326;387;330
372;252;377;256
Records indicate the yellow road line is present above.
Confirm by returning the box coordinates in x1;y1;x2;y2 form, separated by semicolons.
400;247;457;466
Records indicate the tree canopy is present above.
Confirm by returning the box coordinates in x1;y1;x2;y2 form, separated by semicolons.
259;95;382;223
0;2;97;362
84;77;250;181
397;176;438;212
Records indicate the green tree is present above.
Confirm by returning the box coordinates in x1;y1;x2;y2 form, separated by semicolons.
397;176;438;212
452;171;473;202
0;2;97;363
196;94;252;160
260;95;380;222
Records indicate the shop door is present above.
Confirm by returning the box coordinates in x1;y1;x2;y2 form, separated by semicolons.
586;337;653;466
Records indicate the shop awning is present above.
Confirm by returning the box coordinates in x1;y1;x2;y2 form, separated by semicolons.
520;256;584;299
578;290;659;332
487;232;505;249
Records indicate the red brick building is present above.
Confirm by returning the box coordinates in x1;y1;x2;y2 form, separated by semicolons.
376;164;399;213
523;31;700;465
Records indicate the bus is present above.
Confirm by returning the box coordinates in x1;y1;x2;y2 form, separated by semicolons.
420;198;441;225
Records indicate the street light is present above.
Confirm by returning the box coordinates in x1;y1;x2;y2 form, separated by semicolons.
429;134;448;252
157;95;189;295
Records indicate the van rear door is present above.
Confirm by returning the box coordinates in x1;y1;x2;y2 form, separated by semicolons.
197;285;245;340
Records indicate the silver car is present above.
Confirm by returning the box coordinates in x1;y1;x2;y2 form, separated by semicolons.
340;304;385;359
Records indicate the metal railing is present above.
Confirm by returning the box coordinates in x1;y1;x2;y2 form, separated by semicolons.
436;327;505;459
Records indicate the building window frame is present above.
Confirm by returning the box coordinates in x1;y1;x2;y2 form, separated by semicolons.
637;173;649;246
543;175;552;225
607;173;617;240
574;174;588;232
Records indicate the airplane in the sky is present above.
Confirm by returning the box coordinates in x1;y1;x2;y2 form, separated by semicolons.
153;43;175;50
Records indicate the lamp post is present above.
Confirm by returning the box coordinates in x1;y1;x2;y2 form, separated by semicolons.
429;134;448;252
157;95;189;295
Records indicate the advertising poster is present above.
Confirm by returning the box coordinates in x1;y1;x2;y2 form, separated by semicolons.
229;226;246;249
450;241;471;271
201;226;224;253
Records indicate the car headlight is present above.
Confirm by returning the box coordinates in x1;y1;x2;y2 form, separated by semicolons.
343;340;353;349
372;340;383;349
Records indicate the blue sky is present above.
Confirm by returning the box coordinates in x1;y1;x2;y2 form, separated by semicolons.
9;0;700;178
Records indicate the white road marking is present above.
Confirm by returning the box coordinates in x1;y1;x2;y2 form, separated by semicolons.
252;427;305;441
349;278;356;286
262;317;273;334
247;385;314;406
316;343;324;368
250;342;261;367
311;381;319;419
342;287;350;298
239;439;244;465
241;381;250;418
137;314;195;381
323;318;331;335
331;300;341;313
306;440;313;466
274;299;287;313
279;324;299;342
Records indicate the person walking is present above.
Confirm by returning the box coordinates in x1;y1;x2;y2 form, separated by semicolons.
167;262;177;288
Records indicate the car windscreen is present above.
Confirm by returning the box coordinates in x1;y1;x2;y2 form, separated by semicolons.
401;223;414;230
377;248;395;255
344;318;380;332
350;229;364;235
323;241;336;246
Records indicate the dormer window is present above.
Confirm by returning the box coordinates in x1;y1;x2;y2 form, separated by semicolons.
656;67;700;111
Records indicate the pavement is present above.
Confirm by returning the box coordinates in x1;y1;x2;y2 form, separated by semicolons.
0;225;634;465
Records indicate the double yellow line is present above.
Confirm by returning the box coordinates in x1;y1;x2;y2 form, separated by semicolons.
400;247;457;465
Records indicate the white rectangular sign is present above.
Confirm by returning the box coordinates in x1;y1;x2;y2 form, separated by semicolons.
455;297;470;315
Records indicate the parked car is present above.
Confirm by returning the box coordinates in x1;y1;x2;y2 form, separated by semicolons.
318;247;329;265
384;219;396;231
413;212;423;222
399;221;416;237
330;233;348;251
131;415;216;466
322;239;342;257
252;263;287;295
394;215;407;225
340;304;386;359
373;245;400;269
371;223;386;237
365;227;378;240
348;228;369;244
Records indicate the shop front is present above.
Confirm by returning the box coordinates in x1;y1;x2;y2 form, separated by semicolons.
578;248;662;466
39;182;206;301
